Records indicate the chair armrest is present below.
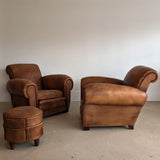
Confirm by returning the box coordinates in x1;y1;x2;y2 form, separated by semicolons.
81;76;123;99
42;74;73;110
123;65;159;92
42;74;73;90
7;78;38;106
83;83;147;106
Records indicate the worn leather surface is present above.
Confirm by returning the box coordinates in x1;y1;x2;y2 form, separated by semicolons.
42;74;73;109
39;98;66;116
6;64;73;116
123;65;159;92
7;78;38;98
84;83;147;105
81;104;142;127
6;64;42;89
3;106;42;119
7;78;38;106
81;77;123;99
43;74;73;90
10;95;29;107
3;106;43;143
38;90;63;100
81;65;159;128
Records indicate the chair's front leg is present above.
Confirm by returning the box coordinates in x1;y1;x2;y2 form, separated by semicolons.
128;125;134;130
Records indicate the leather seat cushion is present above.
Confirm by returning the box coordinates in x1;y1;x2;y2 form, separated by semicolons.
38;90;63;100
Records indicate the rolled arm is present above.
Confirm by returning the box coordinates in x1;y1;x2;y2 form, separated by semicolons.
83;83;147;106
123;66;159;92
42;74;73;110
42;74;73;90
7;78;38;106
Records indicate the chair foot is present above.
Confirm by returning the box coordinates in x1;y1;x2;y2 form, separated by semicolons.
34;139;39;146
62;109;69;113
128;125;134;130
65;109;69;113
10;143;15;150
83;127;90;131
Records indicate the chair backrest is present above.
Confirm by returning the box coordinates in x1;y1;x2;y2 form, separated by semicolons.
6;64;42;89
123;65;158;92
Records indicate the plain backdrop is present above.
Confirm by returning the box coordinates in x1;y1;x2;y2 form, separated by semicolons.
0;0;160;101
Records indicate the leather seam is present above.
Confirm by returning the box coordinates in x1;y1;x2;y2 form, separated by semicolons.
26;85;38;106
138;71;158;89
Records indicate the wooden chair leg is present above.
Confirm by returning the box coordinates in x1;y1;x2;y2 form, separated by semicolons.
10;142;15;150
34;139;39;146
128;125;134;130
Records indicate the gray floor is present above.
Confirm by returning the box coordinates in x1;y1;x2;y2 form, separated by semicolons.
0;102;160;160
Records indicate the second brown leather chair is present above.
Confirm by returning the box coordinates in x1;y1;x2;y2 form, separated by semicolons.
6;64;73;116
81;66;158;130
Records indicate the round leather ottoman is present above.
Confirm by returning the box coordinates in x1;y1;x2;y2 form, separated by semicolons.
3;106;43;150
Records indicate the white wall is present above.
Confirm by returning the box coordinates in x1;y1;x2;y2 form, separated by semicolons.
1;0;160;101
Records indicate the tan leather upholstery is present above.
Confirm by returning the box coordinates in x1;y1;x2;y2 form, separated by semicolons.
84;83;147;106
123;66;158;92
81;77;123;99
6;64;42;89
42;74;73;109
3;106;43;149
81;66;158;130
38;90;63;100
6;64;73;116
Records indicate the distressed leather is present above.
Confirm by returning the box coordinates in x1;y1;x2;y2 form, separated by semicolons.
84;83;147;106
3;106;43;147
81;65;158;129
42;74;73;109
81;77;123;100
6;64;42;89
7;78;38;106
7;79;38;98
123;65;159;92
81;104;142;128
43;74;73;90
38;90;63;100
6;64;73;116
39;98;66;116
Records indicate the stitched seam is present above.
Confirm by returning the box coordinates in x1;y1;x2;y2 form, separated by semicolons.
26;85;38;106
137;71;158;89
64;79;72;108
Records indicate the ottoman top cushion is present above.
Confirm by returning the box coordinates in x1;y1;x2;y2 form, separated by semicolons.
3;106;42;119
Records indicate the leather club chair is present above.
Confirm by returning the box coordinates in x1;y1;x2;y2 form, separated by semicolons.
6;64;73;116
81;66;158;130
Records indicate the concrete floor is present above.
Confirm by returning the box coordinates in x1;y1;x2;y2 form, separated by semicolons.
0;102;160;160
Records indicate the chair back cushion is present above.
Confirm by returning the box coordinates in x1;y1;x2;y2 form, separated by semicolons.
6;64;42;89
123;65;158;92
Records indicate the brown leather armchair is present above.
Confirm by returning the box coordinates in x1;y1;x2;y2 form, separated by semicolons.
81;66;158;130
6;64;73;116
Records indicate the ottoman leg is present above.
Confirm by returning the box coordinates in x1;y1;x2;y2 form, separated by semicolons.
10;142;16;150
34;139;39;146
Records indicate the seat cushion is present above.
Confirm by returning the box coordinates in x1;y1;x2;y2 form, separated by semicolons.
38;90;63;100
